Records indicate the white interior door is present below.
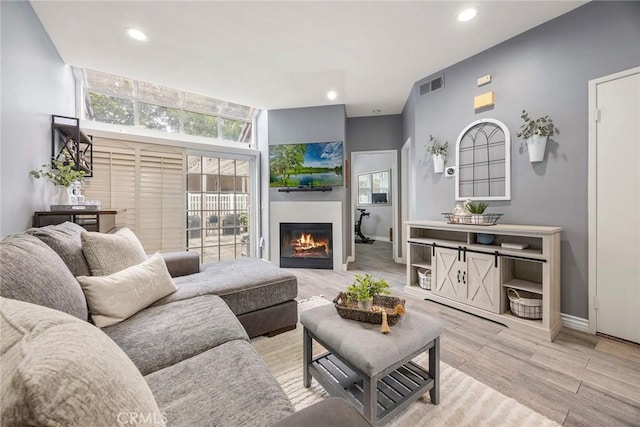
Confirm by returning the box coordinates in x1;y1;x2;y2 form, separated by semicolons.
590;68;640;343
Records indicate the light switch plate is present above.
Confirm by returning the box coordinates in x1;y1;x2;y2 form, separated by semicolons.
445;166;456;177
477;74;492;86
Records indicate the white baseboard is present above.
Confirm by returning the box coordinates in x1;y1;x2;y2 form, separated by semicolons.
367;235;390;242
561;313;590;333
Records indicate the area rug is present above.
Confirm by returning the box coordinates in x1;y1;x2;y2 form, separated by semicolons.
252;297;558;427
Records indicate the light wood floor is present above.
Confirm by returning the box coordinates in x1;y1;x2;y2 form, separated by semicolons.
285;240;640;426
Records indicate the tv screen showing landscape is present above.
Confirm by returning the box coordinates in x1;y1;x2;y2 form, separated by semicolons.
269;141;343;187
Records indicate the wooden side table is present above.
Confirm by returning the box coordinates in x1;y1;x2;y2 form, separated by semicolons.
33;209;120;233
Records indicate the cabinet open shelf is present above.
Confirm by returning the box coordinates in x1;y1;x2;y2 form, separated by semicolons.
405;220;562;341
502;279;542;294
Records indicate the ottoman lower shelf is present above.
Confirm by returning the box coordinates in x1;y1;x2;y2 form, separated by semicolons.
309;351;435;424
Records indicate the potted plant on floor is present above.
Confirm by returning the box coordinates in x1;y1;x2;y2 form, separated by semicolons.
426;134;448;174
515;110;559;163
346;273;391;311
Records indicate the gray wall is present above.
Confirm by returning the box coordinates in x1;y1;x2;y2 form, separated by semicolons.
346;115;402;257
1;1;76;236
264;105;349;263
402;1;640;318
353;152;393;240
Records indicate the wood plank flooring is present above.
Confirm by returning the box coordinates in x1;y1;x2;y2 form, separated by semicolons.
286;240;640;426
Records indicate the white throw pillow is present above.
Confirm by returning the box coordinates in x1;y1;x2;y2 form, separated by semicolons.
77;253;177;327
81;227;148;276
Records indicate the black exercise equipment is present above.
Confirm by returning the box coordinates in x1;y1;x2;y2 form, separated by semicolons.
355;208;371;243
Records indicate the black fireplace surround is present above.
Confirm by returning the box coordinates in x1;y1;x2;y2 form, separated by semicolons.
280;222;333;269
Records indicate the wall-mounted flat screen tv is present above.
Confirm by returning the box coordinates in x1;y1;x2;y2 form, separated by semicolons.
269;141;343;187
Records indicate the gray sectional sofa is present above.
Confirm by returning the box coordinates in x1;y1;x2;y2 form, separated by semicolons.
0;222;370;426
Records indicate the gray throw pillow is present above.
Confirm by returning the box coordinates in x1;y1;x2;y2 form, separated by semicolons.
0;297;165;426
82;227;147;276
0;234;88;321
77;253;177;328
26;221;91;276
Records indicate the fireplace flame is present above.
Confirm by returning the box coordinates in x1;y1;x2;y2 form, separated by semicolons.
292;232;329;255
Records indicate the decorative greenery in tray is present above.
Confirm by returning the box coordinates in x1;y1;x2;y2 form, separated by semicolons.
346;273;390;306
465;201;488;214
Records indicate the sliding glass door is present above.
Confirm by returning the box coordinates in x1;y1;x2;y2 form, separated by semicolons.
187;155;253;263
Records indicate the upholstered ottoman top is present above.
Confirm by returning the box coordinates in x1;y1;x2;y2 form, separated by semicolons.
300;303;443;376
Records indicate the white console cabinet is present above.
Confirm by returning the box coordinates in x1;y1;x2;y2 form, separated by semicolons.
405;220;562;341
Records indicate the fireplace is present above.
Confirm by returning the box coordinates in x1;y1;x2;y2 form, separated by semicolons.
280;222;333;269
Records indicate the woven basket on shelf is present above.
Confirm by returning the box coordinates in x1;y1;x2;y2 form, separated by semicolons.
507;288;542;320
333;292;405;326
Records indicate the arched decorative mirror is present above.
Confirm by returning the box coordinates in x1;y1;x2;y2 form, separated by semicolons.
455;118;511;201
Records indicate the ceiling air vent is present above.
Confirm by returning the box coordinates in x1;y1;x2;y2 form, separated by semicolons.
419;74;444;96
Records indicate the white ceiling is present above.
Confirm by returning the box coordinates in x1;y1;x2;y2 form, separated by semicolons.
31;1;586;118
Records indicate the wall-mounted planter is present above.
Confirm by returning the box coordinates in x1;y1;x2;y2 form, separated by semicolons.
433;154;445;173
527;134;548;163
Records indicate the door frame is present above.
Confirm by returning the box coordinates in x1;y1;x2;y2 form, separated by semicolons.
400;138;412;264
587;66;640;334
350;149;399;263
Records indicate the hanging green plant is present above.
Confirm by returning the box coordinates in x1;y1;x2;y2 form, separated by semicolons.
515;110;560;139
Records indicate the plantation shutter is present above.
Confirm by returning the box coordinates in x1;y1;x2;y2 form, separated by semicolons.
84;142;136;230
139;148;185;252
83;137;186;253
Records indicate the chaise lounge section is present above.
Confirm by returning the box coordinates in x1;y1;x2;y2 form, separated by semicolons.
0;222;370;426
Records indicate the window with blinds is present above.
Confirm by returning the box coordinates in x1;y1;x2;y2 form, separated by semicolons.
83;138;186;253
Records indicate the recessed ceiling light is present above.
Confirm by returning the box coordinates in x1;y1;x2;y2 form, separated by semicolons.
372;109;381;115
327;90;338;101
127;28;148;41
458;8;477;22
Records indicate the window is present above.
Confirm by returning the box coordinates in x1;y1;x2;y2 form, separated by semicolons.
357;170;390;205
83;138;186;253
187;155;252;263
83;69;254;143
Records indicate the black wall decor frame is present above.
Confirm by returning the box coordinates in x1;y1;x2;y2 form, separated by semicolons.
51;115;93;177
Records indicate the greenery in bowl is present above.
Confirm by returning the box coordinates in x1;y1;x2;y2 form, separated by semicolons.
425;134;448;156
515;110;560;139
30;158;85;187
346;273;390;302
466;201;488;215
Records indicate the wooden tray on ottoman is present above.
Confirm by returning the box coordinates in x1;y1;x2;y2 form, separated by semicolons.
333;292;406;326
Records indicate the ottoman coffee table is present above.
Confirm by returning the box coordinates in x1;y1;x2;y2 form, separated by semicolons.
300;303;443;426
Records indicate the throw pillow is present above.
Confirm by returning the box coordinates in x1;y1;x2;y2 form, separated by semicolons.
0;234;88;321
0;297;166;426
82;227;147;276
76;253;177;327
26;221;91;276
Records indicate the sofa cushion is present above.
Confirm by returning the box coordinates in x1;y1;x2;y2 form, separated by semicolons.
82;227;147;276
145;339;294;427
77;253;177;327
0;234;88;320
157;258;298;315
0;297;165;427
26;221;90;276
103;295;248;375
